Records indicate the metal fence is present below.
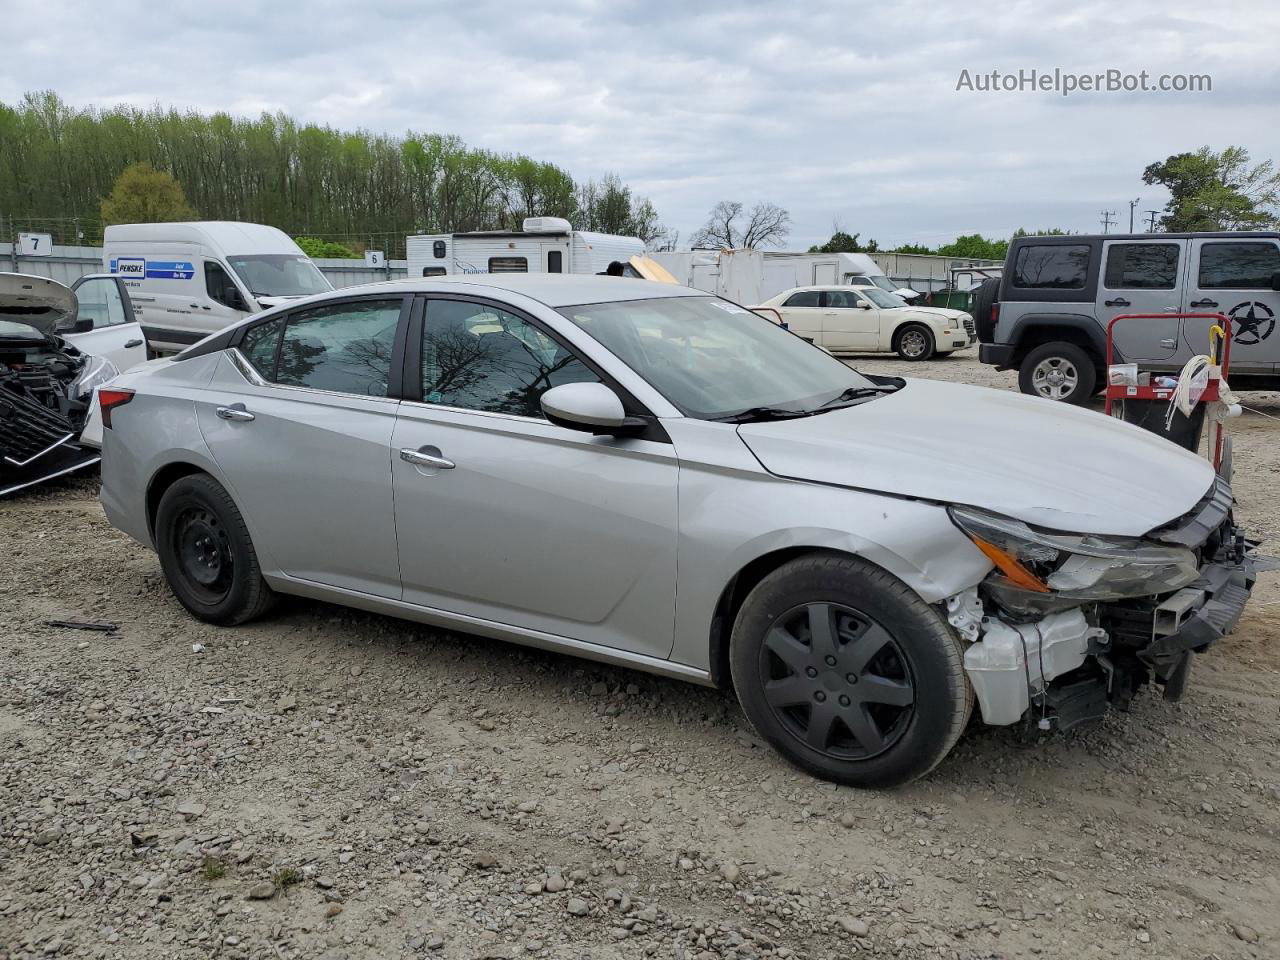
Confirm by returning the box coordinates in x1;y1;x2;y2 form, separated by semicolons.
0;242;407;289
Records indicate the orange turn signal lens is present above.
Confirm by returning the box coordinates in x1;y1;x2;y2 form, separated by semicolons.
970;536;1051;593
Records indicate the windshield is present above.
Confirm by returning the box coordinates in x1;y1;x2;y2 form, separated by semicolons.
560;296;879;420
858;287;909;309
227;255;331;298
870;275;901;294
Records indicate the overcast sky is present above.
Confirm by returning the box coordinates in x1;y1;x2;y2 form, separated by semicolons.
4;0;1278;249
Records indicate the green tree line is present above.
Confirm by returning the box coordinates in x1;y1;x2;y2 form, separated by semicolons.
0;91;666;257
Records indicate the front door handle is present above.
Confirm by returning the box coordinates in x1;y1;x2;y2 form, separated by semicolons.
1104;298;1131;307
124;338;144;348
215;403;255;422
1190;298;1219;308
1160;338;1177;349
400;446;455;470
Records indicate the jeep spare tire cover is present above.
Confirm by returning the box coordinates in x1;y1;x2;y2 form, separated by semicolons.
971;277;1000;342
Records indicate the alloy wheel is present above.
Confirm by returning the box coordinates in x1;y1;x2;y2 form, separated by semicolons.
900;330;928;358
1031;356;1078;400
758;602;915;760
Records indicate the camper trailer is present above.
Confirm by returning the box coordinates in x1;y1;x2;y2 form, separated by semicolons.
406;218;644;279
650;250;920;304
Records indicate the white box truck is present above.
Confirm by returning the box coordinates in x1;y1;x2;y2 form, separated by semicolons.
103;222;333;354
407;217;645;279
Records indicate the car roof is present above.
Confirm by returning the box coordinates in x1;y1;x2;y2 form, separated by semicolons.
340;273;709;308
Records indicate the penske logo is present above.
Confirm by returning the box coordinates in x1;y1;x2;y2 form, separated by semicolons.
114;257;146;278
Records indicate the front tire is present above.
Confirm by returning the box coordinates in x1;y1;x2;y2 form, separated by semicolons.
1018;341;1097;404
155;474;275;626
729;554;971;788
894;324;935;361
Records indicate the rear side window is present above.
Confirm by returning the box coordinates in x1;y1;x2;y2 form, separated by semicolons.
1104;244;1180;289
1011;244;1091;289
241;317;284;377
825;290;861;308
1198;242;1280;289
274;299;402;396
488;256;528;273
783;291;822;307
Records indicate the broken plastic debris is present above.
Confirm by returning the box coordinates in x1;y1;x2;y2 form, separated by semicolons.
191;643;205;654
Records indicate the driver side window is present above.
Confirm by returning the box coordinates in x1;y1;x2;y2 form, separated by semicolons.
205;261;244;310
420;300;600;417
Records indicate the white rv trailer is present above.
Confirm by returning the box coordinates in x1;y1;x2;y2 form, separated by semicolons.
650;250;920;305
406;217;644;279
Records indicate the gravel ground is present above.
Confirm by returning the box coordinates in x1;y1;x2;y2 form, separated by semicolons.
2;348;1279;960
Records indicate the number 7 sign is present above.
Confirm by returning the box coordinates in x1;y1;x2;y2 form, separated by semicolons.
19;232;53;257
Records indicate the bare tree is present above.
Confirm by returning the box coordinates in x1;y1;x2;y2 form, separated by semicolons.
690;200;791;249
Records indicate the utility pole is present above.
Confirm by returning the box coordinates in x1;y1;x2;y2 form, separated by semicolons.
1128;198;1140;233
1145;210;1159;232
1100;210;1117;233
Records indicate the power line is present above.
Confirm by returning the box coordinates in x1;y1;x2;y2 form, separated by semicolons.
1100;210;1117;233
1145;210;1160;232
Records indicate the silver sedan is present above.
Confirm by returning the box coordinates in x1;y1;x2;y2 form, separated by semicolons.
96;275;1257;787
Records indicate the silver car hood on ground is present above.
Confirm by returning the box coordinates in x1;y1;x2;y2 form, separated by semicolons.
0;272;76;337
736;378;1215;536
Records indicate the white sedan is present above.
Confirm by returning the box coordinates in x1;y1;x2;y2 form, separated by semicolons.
754;285;975;360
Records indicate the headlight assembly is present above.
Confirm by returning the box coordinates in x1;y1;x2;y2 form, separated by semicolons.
69;355;120;399
949;505;1199;604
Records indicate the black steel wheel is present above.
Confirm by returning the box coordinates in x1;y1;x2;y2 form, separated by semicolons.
730;553;971;788
155;473;275;626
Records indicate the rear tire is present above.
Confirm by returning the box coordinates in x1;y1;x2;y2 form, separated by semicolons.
971;277;1001;341
894;324;935;361
155;474;275;626
1018;341;1097;404
729;553;971;788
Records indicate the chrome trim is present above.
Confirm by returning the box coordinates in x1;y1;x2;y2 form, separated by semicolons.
3;433;76;468
265;572;714;687
0;456;100;497
225;348;398;404
396;397;546;425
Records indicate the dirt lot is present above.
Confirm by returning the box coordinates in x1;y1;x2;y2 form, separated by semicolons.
2;350;1279;960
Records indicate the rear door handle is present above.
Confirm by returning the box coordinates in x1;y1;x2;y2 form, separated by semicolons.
1190;298;1219;308
215;403;255;422
400;446;455;469
124;338;144;348
1104;298;1131;307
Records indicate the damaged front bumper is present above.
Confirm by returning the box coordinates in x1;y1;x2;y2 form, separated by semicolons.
0;388;99;497
947;487;1266;732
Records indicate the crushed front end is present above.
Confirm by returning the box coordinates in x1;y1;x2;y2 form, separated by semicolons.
1;336;113;497
945;478;1261;732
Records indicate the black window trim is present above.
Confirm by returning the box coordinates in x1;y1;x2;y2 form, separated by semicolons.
1101;241;1182;291
404;293;670;443
1195;239;1280;291
221;293;413;399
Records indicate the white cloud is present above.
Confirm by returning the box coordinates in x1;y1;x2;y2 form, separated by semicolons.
1;0;1277;247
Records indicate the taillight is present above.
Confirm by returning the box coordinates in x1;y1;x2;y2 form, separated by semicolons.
98;388;135;429
991;303;1000;327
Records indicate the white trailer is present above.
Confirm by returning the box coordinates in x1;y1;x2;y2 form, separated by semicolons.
650;249;920;304
406;217;644;279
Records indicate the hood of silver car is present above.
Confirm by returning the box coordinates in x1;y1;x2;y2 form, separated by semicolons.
736;378;1215;537
0;272;76;338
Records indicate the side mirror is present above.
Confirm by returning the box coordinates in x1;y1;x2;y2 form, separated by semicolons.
57;313;93;334
224;286;248;311
1271;272;1280;292
541;382;644;435
857;301;872;310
